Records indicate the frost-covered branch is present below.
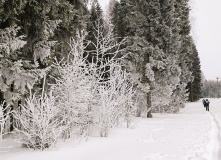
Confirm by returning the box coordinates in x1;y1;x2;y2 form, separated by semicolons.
94;63;136;136
50;32;96;138
86;19;127;83
0;26;26;55
0;102;10;142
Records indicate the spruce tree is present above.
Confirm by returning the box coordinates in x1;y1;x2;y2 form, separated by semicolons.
172;0;194;108
0;0;36;105
20;0;64;67
112;0;183;115
0;0;36;132
51;0;89;61
18;0;89;91
104;0;118;32
187;44;202;101
112;0;164;117
85;2;104;61
112;0;129;42
111;0;198;114
149;0;182;113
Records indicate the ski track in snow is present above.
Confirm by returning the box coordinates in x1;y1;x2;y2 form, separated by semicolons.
207;111;221;160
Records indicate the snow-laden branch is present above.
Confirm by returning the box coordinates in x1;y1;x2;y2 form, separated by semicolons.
94;63;137;137
0;102;10;143
0;26;26;55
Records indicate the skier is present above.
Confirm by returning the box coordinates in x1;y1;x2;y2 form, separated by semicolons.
202;99;206;107
204;99;210;111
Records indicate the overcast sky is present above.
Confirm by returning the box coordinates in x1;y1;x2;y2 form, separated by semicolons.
191;0;221;80
98;0;109;10
98;0;221;80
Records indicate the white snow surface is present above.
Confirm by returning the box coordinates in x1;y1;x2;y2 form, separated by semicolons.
1;98;221;160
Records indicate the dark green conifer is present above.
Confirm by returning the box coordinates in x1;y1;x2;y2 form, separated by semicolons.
85;2;104;61
187;44;202;101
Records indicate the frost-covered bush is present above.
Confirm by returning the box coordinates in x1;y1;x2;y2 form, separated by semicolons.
51;23;137;138
51;59;95;138
50;32;96;138
85;21;137;136
94;63;136;137
14;87;64;150
0;102;10;142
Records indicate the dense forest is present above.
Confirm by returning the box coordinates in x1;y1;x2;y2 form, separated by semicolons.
0;0;202;150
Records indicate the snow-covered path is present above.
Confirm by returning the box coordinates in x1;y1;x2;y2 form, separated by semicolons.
1;99;221;160
207;111;221;160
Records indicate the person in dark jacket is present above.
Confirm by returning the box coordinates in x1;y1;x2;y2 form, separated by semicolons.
204;99;210;111
202;99;206;107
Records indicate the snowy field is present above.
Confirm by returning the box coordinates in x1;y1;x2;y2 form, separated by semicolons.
1;98;221;160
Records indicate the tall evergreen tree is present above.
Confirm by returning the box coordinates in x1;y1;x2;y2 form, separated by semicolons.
150;0;182;113
0;0;37;132
172;0;193;108
111;0;198;114
112;0;184;115
112;0;164;117
112;0;129;42
51;0;89;61
104;0;118;32
187;44;202;101
17;0;89;90
0;0;37;106
85;2;104;61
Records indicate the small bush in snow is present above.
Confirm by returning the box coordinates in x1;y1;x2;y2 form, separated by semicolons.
14;88;65;150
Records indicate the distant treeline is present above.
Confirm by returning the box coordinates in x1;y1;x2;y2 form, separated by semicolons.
202;80;221;98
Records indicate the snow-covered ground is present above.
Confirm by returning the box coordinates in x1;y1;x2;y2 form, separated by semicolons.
1;98;221;160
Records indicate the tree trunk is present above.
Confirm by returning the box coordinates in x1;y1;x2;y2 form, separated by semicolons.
0;91;3;104
190;82;193;102
142;53;152;118
147;89;152;118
